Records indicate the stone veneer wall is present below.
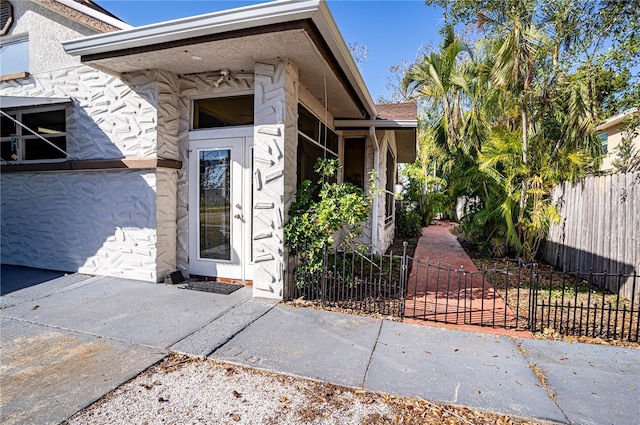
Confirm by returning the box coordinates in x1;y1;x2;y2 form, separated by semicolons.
252;60;298;298
0;67;176;281
175;71;255;276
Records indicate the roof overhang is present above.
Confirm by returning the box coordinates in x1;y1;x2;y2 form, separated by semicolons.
62;0;376;119
0;96;72;109
596;108;638;132
335;118;418;163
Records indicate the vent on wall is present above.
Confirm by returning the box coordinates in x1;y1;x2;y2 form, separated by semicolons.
1;0;13;36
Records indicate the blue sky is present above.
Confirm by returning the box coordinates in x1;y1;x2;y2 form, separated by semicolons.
93;0;446;101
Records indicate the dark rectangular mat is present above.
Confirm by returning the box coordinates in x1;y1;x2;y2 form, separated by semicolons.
183;281;244;295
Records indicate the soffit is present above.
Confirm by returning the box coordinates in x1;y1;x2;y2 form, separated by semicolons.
79;28;365;119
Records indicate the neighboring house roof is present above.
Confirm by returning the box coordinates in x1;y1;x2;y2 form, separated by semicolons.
375;102;418;121
37;0;131;32
596;108;638;132
62;0;374;120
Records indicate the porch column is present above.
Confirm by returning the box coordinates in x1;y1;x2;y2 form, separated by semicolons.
252;59;299;298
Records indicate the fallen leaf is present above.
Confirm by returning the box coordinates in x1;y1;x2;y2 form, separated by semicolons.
230;413;241;422
232;390;241;398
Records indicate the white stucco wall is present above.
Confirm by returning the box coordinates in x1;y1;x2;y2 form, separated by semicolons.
599;122;640;172
1;5;181;282
2;0;100;75
377;130;397;253
252;59;298;298
1;67;159;159
1;170;160;281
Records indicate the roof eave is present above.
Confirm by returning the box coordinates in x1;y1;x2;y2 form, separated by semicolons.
334;119;418;129
61;0;377;119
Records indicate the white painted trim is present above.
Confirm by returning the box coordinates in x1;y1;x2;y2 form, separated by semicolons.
596;108;638;131
335;119;418;129
54;0;132;30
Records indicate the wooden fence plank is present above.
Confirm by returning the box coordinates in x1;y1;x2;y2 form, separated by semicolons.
545;171;640;300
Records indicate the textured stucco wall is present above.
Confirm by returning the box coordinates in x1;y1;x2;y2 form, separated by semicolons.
175;71;256;276
156;169;178;279
2;0;99;75
1;67;159;159
1;170;159;281
252;59;298;298
377;130;397;253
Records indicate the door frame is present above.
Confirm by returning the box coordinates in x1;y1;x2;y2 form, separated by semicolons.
188;126;253;281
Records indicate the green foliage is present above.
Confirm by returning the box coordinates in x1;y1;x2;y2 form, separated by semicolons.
396;203;423;239
612;117;640;173
284;158;372;287
400;162;449;225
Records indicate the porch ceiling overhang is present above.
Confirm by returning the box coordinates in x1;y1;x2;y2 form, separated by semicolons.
61;0;376;120
335;118;418;163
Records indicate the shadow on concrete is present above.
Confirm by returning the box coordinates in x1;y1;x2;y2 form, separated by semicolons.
0;264;68;295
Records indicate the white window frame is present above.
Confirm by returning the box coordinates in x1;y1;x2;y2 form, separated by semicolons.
0;105;68;164
384;147;396;226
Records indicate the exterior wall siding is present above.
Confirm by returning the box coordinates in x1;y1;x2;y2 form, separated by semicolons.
1;67;159;159
252;59;298;298
156;168;178;280
1;170;159;281
5;0;99;74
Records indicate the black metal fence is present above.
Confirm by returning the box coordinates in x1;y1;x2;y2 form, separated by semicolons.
284;247;640;342
284;245;409;317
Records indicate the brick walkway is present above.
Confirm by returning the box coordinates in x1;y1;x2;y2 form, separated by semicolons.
404;221;531;337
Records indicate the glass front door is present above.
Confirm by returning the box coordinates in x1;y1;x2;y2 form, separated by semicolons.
189;128;253;280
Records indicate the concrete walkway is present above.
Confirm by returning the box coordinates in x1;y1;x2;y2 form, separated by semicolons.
1;265;639;425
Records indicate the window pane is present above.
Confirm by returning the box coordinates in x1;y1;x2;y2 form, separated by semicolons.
297;136;324;187
193;95;254;129
23;136;66;160
1;140;17;161
298;105;320;142
1;114;16;137
344;138;365;188
22;109;66;134
0;37;29;75
321;125;339;154
386;149;395;221
199;149;231;260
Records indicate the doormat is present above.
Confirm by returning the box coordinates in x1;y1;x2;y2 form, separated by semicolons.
183;281;244;295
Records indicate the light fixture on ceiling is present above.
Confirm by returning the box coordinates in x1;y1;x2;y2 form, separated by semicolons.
191;55;202;61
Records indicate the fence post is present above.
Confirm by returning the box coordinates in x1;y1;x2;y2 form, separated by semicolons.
400;241;408;318
528;263;539;332
321;246;328;306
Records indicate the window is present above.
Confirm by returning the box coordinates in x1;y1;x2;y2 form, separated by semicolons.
344;137;365;189
192;95;254;129
599;133;608;155
0;106;67;162
385;148;396;225
296;104;339;187
1;1;14;36
0;36;28;75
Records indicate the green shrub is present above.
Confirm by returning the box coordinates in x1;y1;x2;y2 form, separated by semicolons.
396;203;423;238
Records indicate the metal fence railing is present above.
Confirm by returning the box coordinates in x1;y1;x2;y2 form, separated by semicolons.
284;246;640;342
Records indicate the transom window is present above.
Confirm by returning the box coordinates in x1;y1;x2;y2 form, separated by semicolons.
296;104;339;187
1;106;67;162
192;95;254;129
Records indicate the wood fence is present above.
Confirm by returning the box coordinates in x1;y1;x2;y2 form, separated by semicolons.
544;171;640;301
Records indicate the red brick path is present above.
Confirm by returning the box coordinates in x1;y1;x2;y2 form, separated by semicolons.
404;221;531;337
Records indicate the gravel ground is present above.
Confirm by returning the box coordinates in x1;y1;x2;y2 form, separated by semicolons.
64;354;543;425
